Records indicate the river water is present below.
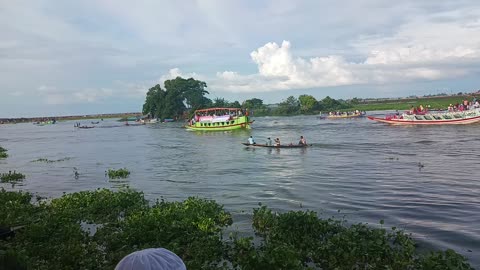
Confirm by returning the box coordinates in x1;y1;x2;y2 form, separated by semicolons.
1;115;479;266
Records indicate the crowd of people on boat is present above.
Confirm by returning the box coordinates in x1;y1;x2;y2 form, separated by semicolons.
408;104;430;115
247;135;307;146
190;109;249;125
447;97;479;112
328;110;366;116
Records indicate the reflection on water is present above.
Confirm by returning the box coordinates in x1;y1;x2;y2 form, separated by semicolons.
0;116;479;266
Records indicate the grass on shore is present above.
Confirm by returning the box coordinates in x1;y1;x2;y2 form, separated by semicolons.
350;95;475;112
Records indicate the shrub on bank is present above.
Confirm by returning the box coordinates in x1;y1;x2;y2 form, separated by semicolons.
0;189;473;270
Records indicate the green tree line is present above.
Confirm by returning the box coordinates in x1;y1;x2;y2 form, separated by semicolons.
142;77;356;119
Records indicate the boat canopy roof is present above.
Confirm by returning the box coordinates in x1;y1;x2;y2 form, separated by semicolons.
194;107;240;113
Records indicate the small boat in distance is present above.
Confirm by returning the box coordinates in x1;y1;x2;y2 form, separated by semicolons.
139;118;158;124
326;111;366;119
368;108;480;125
242;143;310;148
186;107;253;131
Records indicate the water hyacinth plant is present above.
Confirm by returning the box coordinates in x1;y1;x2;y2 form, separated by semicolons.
0;188;473;270
31;157;71;163
0;146;7;158
107;168;130;179
0;171;25;183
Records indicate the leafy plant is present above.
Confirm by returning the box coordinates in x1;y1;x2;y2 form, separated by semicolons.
0;171;25;183
0;190;473;270
229;206;473;270
0;146;7;159
0;189;232;270
31;157;71;163
107;168;130;179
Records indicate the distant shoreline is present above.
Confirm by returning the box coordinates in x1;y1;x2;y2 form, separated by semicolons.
0;112;142;124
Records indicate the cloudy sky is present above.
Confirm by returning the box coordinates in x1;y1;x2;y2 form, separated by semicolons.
2;0;480;117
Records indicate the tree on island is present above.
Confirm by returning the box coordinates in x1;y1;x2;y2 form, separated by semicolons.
298;94;319;114
243;98;264;109
275;96;301;115
142;77;212;120
212;97;241;108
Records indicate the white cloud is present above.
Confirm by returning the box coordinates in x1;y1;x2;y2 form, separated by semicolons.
44;94;67;105
212;12;480;93
159;68;205;86
73;88;113;103
9;91;24;97
34;86;114;105
37;85;57;93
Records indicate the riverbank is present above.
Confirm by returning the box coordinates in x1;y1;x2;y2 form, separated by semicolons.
0;188;473;269
0;112;142;125
349;95;475;112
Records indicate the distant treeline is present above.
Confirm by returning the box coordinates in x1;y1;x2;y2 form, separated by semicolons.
0;112;142;125
142;77;354;119
142;77;480;119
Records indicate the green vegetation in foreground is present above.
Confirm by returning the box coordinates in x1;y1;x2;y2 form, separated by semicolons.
0;188;472;270
31;157;71;163
107;168;130;179
0;146;7;159
0;171;25;183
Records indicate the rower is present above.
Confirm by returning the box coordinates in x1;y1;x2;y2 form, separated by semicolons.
266;137;272;146
274;138;280;146
248;136;256;145
299;136;306;145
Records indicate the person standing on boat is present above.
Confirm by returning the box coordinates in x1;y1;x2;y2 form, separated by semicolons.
266;137;272;146
248;136;256;145
299;136;306;145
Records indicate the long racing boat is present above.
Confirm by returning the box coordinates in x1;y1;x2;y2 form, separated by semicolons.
327;113;365;119
242;143;309;148
186;107;253;131
368;108;480;125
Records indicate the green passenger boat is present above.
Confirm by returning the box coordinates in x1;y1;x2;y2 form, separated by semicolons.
185;107;253;131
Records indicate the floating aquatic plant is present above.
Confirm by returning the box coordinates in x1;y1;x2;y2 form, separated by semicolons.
0;171;25;183
0;146;7;159
0;189;473;269
32;157;71;163
107;168;130;179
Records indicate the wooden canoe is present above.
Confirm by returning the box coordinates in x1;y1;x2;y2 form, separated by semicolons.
242;143;310;148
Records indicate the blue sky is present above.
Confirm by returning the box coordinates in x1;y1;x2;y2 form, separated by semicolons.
1;0;480;117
